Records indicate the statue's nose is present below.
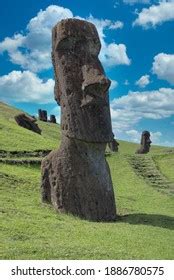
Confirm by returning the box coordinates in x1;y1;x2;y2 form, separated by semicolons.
82;63;111;95
82;76;111;98
147;139;152;144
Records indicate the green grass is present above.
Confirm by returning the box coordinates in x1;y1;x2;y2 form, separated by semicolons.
127;154;174;196
0;102;174;259
0;102;60;151
0;155;173;259
153;153;174;183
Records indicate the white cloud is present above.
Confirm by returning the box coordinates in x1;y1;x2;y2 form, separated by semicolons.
0;71;54;103
111;107;142;132
152;53;174;84
135;74;150;87
100;43;131;67
151;131;162;143
124;79;130;85
123;0;151;5
110;87;174;133
109;21;124;29
126;129;140;142
110;80;118;90
85;15;130;67
0;6;73;72
133;2;174;28
0;5;130;72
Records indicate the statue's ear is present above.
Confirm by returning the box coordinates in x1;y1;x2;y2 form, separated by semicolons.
52;50;61;105
54;81;61;106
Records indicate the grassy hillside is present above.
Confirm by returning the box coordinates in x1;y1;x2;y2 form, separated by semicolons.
0;102;174;259
0;102;60;151
153;153;174;183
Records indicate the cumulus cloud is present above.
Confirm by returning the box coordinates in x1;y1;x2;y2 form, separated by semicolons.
151;131;162;143
0;5;130;72
126;129;140;142
0;71;54;103
135;74;150;87
0;6;73;72
110;87;174;133
123;0;151;5
85;15;130;67
152;53;174;84
100;43;131;67
124;79;130;85
109;21;124;29
110;80;118;90
133;1;174;28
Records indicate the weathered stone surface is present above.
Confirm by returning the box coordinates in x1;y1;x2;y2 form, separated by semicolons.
50;114;56;123
41;18;116;221
38;109;47;122
108;133;119;152
14;113;41;134
41;136;116;221
136;131;152;154
52;18;113;143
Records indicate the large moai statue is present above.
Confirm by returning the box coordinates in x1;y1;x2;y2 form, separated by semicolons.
136;131;152;154
41;19;117;221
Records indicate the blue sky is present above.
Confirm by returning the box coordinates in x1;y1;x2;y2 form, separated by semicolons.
0;0;174;146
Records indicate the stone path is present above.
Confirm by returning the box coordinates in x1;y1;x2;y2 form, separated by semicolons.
128;154;174;195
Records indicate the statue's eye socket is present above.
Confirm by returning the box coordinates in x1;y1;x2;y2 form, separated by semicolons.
56;37;99;55
56;37;84;51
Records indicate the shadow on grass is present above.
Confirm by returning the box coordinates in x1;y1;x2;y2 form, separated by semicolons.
118;214;174;230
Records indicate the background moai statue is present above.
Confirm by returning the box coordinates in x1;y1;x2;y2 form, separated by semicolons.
41;19;117;221
50;114;56;123
38;109;42;121
42;110;47;122
108;133;119;152
38;109;47;122
14;113;41;134
136;131;152;154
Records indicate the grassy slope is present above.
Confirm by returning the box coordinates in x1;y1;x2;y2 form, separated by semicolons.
0;102;174;259
153;153;174;183
0;102;60;151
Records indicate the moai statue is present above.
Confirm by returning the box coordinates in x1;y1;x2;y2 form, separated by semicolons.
14;113;41;134
38;109;43;121
38;109;47;122
136;131;152;154
42;110;47;122
41;19;117;221
108;133;119;152
50;114;56;123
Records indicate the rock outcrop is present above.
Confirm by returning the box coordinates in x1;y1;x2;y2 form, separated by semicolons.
41;19;117;221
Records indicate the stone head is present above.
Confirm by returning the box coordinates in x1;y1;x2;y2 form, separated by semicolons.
141;130;152;152
52;18;113;142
